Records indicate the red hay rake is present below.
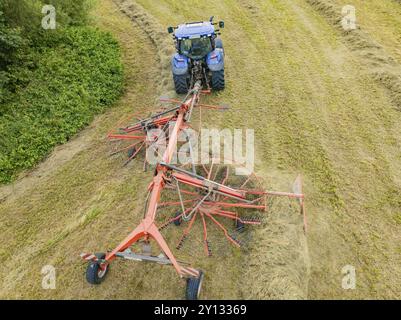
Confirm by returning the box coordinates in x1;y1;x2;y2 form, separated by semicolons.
80;81;306;299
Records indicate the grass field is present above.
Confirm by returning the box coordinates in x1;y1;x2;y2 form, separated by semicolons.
1;0;401;299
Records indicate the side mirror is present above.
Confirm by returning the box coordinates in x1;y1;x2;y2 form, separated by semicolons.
219;21;224;28
209;16;214;23
167;26;174;34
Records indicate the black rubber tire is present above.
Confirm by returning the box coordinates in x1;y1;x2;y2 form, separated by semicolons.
215;38;223;49
211;69;225;91
86;253;109;285
173;211;182;226
186;271;204;300
173;73;189;94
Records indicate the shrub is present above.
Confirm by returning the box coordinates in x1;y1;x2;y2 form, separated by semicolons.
0;26;123;183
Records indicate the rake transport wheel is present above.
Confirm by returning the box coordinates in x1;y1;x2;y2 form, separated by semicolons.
86;253;109;285
186;271;204;300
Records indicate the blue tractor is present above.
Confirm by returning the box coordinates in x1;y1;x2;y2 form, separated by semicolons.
167;17;225;94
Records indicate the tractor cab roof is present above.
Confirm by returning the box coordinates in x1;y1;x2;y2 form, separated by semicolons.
174;21;215;39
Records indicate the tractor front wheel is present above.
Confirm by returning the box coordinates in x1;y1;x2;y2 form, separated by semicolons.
86;253;109;285
173;73;189;94
211;70;225;91
186;271;204;300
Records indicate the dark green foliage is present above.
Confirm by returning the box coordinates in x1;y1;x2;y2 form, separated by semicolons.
0;12;25;70
0;1;123;183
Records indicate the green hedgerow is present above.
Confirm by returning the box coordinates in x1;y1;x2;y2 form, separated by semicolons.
0;26;123;183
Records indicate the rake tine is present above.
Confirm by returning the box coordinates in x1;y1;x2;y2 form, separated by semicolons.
159;212;183;231
123;141;145;166
211;210;237;220
200;211;211;256
109;141;142;157
212;209;261;225
204;211;241;248
158;198;199;208
176;211;198;250
159;206;194;231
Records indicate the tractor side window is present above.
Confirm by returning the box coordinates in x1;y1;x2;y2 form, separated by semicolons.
180;39;192;55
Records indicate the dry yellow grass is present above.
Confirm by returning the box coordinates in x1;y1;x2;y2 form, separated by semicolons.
335;0;401;65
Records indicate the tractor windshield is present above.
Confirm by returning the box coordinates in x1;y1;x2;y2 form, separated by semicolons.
180;37;212;60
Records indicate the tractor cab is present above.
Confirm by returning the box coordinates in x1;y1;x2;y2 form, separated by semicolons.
173;22;216;60
168;18;225;93
179;36;212;60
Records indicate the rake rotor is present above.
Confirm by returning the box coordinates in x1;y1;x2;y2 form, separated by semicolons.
156;161;266;254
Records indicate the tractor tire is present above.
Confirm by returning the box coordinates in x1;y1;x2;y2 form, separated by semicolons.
186;271;204;300
86;253;109;285
215;38;223;49
173;73;189;94
211;69;225;91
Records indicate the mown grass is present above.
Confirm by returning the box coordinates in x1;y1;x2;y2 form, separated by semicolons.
334;0;401;65
136;0;401;299
1;0;401;299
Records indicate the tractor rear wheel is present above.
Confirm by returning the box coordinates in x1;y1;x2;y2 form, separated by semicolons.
211;69;225;91
173;73;189;94
86;253;109;285
186;271;204;300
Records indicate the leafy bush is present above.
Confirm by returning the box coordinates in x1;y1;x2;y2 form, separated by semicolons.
0;11;25;69
0;26;123;183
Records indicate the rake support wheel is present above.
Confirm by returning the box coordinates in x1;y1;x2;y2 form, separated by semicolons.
86;253;109;285
186;271;204;300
